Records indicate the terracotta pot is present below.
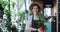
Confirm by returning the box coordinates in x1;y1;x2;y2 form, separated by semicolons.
39;26;45;32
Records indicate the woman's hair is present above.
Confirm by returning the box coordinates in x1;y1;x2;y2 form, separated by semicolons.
29;3;41;12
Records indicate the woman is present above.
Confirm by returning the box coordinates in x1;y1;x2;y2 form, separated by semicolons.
25;3;43;32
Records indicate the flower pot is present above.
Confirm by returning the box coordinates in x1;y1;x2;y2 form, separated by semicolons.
39;26;45;32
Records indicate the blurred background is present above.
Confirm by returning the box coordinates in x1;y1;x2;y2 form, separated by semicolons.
0;0;57;32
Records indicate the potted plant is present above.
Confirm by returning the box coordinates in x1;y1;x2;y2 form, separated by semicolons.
1;0;16;32
36;14;47;32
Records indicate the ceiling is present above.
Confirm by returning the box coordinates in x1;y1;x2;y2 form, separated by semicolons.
32;0;55;4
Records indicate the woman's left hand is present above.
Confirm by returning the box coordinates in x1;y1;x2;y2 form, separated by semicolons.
38;28;43;32
38;28;45;32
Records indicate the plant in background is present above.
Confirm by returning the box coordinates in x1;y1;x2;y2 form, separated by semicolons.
17;11;25;32
12;2;15;9
36;14;48;32
11;25;18;32
0;0;17;32
0;5;4;22
18;12;25;22
0;0;4;22
2;1;12;32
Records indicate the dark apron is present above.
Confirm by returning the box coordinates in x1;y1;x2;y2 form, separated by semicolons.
31;16;40;32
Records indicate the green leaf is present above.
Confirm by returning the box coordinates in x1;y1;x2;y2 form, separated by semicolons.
12;2;15;8
17;11;25;22
21;24;25;30
2;1;9;8
38;14;45;18
0;0;3;3
35;14;48;30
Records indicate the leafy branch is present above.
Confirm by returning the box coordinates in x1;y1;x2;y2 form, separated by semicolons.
36;14;48;30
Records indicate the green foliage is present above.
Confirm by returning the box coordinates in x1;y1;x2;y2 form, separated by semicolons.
36;14;48;30
17;11;25;31
38;14;47;22
12;2;15;8
18;11;25;22
0;0;3;4
2;1;9;8
38;14;45;18
21;23;25;30
2;0;13;32
11;25;18;32
4;9;11;15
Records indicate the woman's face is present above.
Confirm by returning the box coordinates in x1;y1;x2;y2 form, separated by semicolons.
32;6;39;13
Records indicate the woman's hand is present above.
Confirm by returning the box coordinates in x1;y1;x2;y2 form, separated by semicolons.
38;29;41;32
38;28;45;32
38;28;43;32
